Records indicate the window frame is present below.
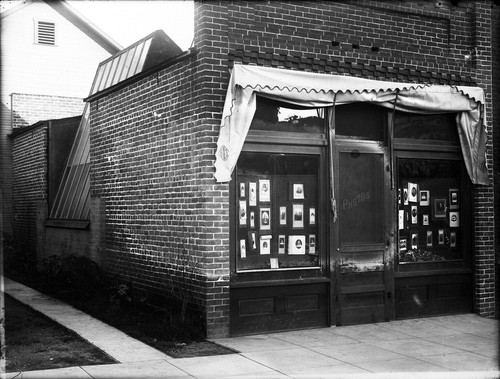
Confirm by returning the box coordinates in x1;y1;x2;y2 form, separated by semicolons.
230;101;329;283
392;111;472;274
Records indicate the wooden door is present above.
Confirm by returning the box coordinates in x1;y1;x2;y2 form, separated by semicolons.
333;141;394;325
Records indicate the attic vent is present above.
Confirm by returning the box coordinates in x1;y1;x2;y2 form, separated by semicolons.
36;21;56;45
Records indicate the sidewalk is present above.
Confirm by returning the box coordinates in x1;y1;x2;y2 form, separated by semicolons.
4;277;499;379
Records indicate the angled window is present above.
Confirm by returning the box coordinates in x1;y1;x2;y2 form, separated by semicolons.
34;20;56;45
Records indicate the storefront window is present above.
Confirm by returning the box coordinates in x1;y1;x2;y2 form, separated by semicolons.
250;96;325;134
394;113;459;142
335;103;386;141
235;152;321;271
397;158;463;263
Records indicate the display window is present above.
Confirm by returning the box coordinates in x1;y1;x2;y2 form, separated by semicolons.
250;96;325;134
235;152;321;271
394;113;459;142
397;158;466;263
394;110;470;266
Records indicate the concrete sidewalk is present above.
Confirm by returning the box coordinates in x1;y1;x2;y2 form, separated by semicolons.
3;277;500;379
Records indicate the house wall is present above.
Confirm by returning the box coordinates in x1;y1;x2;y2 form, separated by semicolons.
0;1;112;99
89;0;496;338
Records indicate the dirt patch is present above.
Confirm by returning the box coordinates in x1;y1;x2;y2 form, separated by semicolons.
5;295;116;372
64;292;236;358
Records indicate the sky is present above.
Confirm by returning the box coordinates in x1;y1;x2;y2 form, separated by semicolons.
0;0;194;51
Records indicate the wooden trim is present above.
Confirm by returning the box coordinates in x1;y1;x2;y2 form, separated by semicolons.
231;277;330;288
394;139;461;153
340;284;385;294
395;268;472;278
245;130;327;146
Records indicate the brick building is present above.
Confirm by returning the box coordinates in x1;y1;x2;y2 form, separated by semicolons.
10;117;80;257
83;1;498;338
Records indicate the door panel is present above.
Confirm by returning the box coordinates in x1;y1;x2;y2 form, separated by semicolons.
334;143;392;325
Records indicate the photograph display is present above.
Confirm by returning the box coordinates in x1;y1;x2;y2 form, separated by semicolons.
236;172;319;270
398;159;463;264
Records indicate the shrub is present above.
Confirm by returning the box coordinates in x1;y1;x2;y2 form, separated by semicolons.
41;255;102;299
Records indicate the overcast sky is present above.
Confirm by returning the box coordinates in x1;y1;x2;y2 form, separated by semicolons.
0;0;195;51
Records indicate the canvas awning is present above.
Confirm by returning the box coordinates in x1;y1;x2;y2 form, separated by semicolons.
214;65;489;185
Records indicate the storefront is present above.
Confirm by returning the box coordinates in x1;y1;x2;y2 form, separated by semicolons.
215;65;488;335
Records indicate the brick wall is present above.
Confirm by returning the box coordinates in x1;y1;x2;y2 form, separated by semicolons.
491;2;500;318
470;1;495;318
11;93;84;129
11;124;48;257
3;93;85;236
90;51;231;337
90;0;496;338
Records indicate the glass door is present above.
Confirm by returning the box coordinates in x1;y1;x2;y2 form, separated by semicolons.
333;142;393;325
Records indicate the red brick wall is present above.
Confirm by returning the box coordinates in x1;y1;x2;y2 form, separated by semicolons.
90;0;496;337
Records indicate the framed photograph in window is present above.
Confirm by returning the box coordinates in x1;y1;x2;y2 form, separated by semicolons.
260;235;271;255
308;234;316;255
259;179;271;202
411;205;418;224
408;182;418;203
309;207;316;225
292;183;305;200
449;211;459;227
278;235;286;254
450;231;457;248
279;206;287;226
419;190;430;206
239;182;246;198
249;182;257;206
422;214;429;226
240;239;246;258
289;235;305;255
426;231;433;247
449;189;459;210
260;208;271;230
433;198;447;220
292;204;304;229
438;229;445;245
411;233;418;249
239;200;247;226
